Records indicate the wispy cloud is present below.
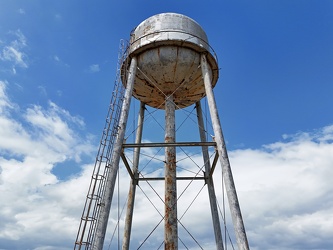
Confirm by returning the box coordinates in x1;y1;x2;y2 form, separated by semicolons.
0;81;15;113
17;8;25;14
55;14;63;21
56;90;63;97
0;30;28;72
0;82;93;161
54;55;60;62
89;64;100;73
53;55;70;68
38;85;47;97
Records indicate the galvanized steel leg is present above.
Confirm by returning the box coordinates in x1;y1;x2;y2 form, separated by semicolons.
92;57;138;250
122;101;145;250
164;94;178;250
200;54;250;250
196;101;224;250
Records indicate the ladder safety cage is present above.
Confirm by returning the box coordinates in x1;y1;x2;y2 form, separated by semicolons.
74;39;130;249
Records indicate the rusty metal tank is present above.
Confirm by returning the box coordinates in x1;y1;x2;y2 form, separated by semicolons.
122;13;218;109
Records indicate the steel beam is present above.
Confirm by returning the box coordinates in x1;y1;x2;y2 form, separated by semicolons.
209;152;220;179
201;54;250;250
122;141;216;148
120;152;135;181
139;177;205;181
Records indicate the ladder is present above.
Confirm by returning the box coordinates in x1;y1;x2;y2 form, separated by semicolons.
74;40;129;249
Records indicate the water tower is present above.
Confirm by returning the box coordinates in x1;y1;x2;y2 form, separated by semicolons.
74;13;249;250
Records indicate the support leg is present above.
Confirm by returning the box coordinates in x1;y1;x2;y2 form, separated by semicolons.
122;102;145;250
164;94;178;250
92;57;138;250
196;101;224;250
201;54;249;250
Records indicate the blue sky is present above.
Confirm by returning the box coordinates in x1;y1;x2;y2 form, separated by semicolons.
1;1;333;249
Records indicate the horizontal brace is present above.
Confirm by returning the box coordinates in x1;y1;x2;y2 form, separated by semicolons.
138;176;205;181
123;142;216;148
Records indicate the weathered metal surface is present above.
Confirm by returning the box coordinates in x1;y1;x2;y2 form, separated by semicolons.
196;101;224;250
164;95;178;249
122;102;145;250
201;54;250;250
92;57;138;250
122;141;216;148
120;152;135;180
129;13;209;54
122;13;218;109
138;176;205;181
209;152;220;179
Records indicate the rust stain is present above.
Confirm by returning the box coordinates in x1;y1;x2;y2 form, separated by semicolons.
164;136;173;142
133;47;209;110
173;47;179;80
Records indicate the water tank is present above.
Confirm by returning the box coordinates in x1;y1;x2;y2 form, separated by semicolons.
122;13;218;109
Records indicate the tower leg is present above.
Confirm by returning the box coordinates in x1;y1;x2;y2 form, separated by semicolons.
196;101;224;250
122;102;145;250
92;57;138;250
200;54;250;250
164;94;178;250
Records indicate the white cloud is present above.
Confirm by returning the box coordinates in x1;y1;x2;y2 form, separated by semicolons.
89;64;100;73
55;14;63;21
53;55;70;68
0;80;15;113
38;85;48;97
54;55;60;62
2;47;27;68
0;78;332;249
0;30;28;71
17;8;25;14
0;82;95;249
229;127;333;249
56;90;63;97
